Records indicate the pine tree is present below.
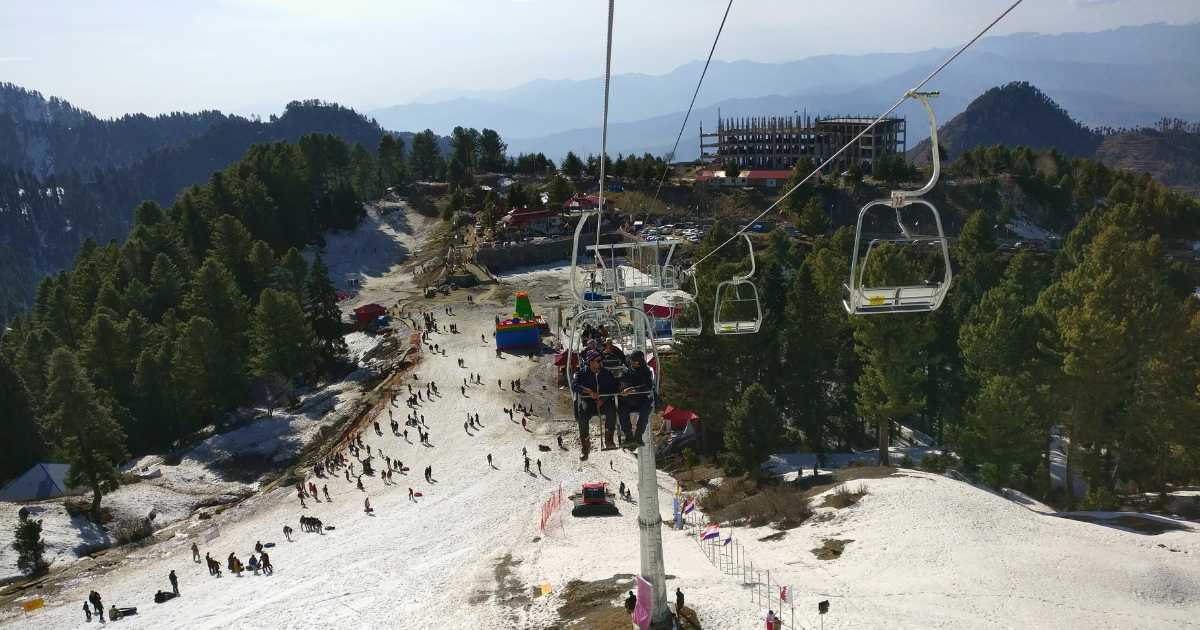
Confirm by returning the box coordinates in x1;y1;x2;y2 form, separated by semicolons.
478;129;507;173
148;253;185;321
561;151;584;180
171;316;224;420
305;254;347;367
724;383;779;474
547;175;574;208
247;240;277;297
0;352;39;480
12;516;47;576
40;348;128;516
852;244;933;465
796;197;829;237
184;258;250;406
250;289;314;415
209;215;255;295
276;248;308;301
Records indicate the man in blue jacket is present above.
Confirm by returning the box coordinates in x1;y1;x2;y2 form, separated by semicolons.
573;350;618;460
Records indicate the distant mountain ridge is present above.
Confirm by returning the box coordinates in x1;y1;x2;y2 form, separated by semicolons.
371;22;1200;160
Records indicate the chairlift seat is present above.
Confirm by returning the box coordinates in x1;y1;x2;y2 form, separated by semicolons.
713;235;763;335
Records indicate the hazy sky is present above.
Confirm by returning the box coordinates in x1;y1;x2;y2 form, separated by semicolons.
2;0;1197;118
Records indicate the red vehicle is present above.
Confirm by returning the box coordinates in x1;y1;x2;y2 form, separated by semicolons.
570;482;619;516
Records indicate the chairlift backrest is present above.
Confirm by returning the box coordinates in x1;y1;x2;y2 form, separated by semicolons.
844;91;952;316
713;234;763;335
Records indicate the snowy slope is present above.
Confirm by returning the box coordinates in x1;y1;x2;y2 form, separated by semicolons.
6;216;1199;629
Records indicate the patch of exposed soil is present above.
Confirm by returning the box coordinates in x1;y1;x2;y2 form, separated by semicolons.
554;574;638;629
812;538;854;560
820;485;867;509
758;531;787;542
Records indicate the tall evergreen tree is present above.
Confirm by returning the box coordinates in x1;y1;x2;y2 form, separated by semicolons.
0;352;39;480
561;151;584;180
478;128;507;173
250;289;314;415
40;348;128;516
724;383;780;474
305;254;347;367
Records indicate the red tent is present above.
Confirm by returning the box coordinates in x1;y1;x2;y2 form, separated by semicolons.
354;303;387;326
661;405;699;431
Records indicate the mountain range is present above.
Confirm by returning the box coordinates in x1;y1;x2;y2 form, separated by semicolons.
369;22;1200;161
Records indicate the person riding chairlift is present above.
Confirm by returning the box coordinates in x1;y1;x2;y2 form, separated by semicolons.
618;350;654;447
572;349;618;459
601;337;627;370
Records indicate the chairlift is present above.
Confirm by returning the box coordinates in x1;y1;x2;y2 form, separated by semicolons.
843;91;952;315
564;305;663;404
713;234;763;335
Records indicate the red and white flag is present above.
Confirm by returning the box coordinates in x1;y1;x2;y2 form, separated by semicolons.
779;585;789;602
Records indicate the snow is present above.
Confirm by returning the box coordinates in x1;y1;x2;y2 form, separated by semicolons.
7;207;1200;629
1006;218;1058;241
0;504;110;582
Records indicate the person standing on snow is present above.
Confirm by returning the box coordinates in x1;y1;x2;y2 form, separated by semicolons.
169;570;179;595
191;542;200;563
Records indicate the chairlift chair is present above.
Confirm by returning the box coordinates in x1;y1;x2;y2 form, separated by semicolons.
843;91;952;315
713;234;763;335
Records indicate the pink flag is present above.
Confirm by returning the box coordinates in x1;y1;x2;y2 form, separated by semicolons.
779;585;789;602
632;576;652;629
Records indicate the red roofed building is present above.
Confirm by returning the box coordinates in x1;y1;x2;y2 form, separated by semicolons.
502;206;559;234
562;193;605;212
695;169;794;189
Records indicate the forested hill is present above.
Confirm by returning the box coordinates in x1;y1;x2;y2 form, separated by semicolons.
0;83;229;178
0;95;445;321
1095;120;1200;197
909;82;1102;163
911;82;1200;196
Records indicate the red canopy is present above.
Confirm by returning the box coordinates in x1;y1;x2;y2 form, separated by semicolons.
661;405;699;431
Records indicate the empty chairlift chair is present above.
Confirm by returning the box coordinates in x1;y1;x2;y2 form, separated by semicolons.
843;91;952;315
713;235;763;335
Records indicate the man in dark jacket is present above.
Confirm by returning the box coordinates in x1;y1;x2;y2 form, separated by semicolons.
572;350;618;459
618;350;654;446
600;338;626;370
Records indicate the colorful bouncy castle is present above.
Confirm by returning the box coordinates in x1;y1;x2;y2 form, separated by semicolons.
496;291;542;350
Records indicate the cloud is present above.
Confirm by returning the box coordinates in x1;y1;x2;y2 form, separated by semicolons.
0;56;33;62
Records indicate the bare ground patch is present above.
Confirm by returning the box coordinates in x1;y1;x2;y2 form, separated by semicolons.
554;574;637;629
812;539;854;560
698;467;894;530
820;483;868;509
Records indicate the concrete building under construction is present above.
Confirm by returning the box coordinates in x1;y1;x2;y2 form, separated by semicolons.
700;113;906;172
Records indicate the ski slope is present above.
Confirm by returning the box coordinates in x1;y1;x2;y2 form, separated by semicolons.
6;212;1199;630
